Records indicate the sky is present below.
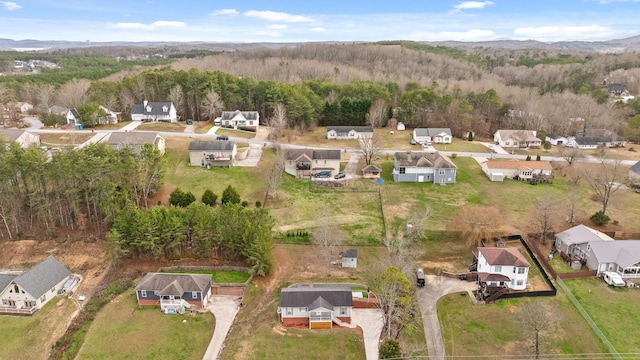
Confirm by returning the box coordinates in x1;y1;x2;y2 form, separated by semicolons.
1;0;640;44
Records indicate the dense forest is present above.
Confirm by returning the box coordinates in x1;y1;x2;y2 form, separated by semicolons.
2;42;639;139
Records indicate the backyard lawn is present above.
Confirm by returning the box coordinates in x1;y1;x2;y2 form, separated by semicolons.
562;277;640;353
137;122;186;132
160;269;251;283
76;289;214;360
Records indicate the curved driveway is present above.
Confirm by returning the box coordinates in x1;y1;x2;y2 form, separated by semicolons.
415;275;477;360
203;295;241;360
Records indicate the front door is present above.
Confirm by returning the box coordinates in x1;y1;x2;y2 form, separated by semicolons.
418;176;424;182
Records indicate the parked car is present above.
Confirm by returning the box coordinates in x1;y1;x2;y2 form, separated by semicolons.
186;119;193;125
216;135;229;141
334;171;346;179
314;171;332;178
410;138;417;145
416;268;425;288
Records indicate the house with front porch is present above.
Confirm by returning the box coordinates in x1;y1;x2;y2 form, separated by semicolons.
493;130;541;148
188;141;237;167
284;149;341;178
278;284;353;329
135;273;212;313
473;247;530;291
131;101;178;123
413;128;452;144
326;126;373;140
566;136;599;150
220;110;259;131
392;151;457;184
0;256;71;315
480;160;553;183
104;131;166;155
0;129;41;148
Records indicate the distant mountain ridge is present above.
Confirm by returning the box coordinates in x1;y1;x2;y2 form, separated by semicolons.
2;35;640;53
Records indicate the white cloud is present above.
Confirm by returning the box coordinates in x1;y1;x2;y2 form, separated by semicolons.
108;20;186;31
210;8;238;16
514;25;618;40
244;10;313;23
267;24;288;30
453;1;494;11
254;30;282;37
310;27;326;32
2;1;22;10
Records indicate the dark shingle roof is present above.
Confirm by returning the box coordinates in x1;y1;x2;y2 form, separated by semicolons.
308;296;334;311
284;149;340;161
341;249;358;258
14;256;71;299
280;287;352;308
188;141;235;151
135;273;211;294
630;161;640;174
107;132;162;146
327;126;373;134
477;247;530;267
413;128;452;137
131;102;174;116
394;151;456;169
574;136;599;146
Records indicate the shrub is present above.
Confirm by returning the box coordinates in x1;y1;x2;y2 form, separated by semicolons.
379;339;401;359
590;211;611;226
468;131;474;141
536;154;541;161
241;200;249;207
451;153;457;158
221;185;241;205
255;200;262;208
201;189;218;207
525;155;531;161
169;187;196;207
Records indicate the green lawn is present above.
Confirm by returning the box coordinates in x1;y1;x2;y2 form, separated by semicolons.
160;270;251;283
438;292;606;358
563;277;640;353
137;122;186;132
76;289;214;360
432;139;492;153
0;298;77;360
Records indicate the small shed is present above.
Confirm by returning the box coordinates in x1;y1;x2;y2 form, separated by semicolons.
340;249;358;268
362;164;382;179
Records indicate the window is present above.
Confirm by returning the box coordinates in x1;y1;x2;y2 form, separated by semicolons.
439;169;445;175
286;307;292;315
521;170;532;177
25;301;36;308
40;295;46;302
494;265;502;272
399;167;406;174
1;299;6;305
300;307;307;312
13;284;19;293
518;267;526;274
192;292;198;299
141;290;147;298
340;307;347;315
517;280;524;286
154;291;159;295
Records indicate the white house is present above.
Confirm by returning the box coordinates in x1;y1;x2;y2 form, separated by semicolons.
188;141;237;167
480;160;553;183
131;101;178;123
278;284;353;329
340;249;358;268
219;110;259;131
104;132;166;155
284;149;341;178
474;247;530;291
0;129;41;148
565;136;599;150
494;130;541;148
545;134;568;146
0;256;71;315
413;128;452;144
554;224;614;257
326;126;373;140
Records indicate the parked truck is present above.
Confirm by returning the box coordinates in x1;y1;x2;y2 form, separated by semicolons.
416;268;425;288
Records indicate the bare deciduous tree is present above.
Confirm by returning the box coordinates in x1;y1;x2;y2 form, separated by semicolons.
516;301;558;359
450;206;501;247
532;192;555;245
359;135;380;166
57;79;90;109
266;145;284;198
366;98;388;127
558;146;584;166
268;103;287;141
312;218;344;277
36;84;56;113
168;85;184;120
580;156;624;215
200;90;223;121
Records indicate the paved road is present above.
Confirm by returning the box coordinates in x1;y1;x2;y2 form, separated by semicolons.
415;275;477;360
351;308;384;360
202;295;242;360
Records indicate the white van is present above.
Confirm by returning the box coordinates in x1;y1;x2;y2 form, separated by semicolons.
602;271;625;287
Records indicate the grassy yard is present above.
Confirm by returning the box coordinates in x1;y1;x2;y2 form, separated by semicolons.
39;132;94;146
214;128;257;139
432;139;492;153
563;277;640;353
160;269;251;283
162;136;273;204
137;122;186;132
0;298;77;360
76;289;214;360
438;292;606;357
95;121;130;130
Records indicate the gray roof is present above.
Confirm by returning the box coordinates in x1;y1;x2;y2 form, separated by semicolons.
284;149;341;161
413;128;452;137
495;130;539;142
280;287;352;308
630;161;640;174
0;274;17;292
49;105;68;115
574;136;599;146
555;224;613;246
14;256;71;299
308;296;334;311
106;132;162;146
327;126;373;134
341;249;358;258
188;141;235;151
545;134;566;140
0;129;26;142
221;110;259;121
394;151;457;169
131;102;174;116
589;240;640;268
135;273;211;294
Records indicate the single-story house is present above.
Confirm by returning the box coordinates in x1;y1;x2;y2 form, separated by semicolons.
131;101;178;123
566;136;599;150
188;141;237;167
326;126;373;140
340;249;358;268
582;129;626;148
48;105;68;117
586;240;640;278
0;129;41;148
220;110;259;131
493;130;542;148
554;224;614;259
608;84;629;97
480;160;553;183
473;247;530;291
629;161;640;187
0;256;71;315
104;131;166;155
11;102;33;114
392;151;457;184
413;128;452;144
362;164;382;179
278;284;353;328
284;149;341;178
135;272;212;313
545;134;568;146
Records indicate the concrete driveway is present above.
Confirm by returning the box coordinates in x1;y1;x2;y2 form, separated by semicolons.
202;295;242;360
351;308;384;360
235;143;263;167
344;152;360;179
415;275;477;360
